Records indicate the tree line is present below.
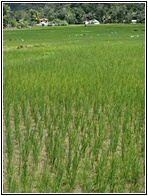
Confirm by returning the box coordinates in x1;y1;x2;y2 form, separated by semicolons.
3;3;145;28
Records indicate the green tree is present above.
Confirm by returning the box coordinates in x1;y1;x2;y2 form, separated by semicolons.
65;12;76;24
73;7;85;23
3;3;10;16
29;9;40;23
16;19;28;28
3;4;11;28
3;3;145;27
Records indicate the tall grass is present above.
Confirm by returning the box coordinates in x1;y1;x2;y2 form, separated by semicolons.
3;24;145;193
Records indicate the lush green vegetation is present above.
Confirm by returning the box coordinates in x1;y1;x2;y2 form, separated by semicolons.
3;3;145;28
3;24;145;193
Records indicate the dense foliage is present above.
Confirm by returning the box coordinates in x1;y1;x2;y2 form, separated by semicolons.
3;3;145;28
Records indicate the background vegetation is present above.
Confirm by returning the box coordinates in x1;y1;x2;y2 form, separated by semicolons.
3;3;145;28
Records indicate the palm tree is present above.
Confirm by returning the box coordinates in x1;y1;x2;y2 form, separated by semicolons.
3;4;11;28
29;9;40;22
3;4;10;16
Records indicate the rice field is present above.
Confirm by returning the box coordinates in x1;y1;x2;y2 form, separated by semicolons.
3;24;145;193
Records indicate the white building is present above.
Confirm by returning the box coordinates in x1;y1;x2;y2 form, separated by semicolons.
131;20;137;24
84;19;100;25
36;18;48;26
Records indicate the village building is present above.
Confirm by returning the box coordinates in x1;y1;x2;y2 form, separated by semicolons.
84;19;100;25
131;20;137;24
36;18;48;26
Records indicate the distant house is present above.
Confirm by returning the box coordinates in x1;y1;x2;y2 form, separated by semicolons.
36;18;48;26
131;20;137;24
84;19;100;25
92;19;100;24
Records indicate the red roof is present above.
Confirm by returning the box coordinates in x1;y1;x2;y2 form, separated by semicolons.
39;18;48;21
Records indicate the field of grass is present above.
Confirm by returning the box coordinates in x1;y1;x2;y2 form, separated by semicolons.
3;24;145;193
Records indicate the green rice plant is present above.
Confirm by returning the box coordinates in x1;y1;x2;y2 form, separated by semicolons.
109;119;120;154
37;121;43;142
6;162;15;193
29;99;38;124
13;102;21;145
32;132;41;168
4;105;14;191
51;163;65;192
21;99;27;124
20;142;29;192
108;154;116;192
92;124;103;161
79;129;88;158
81;160;92;193
25;116;31;138
36;161;51;193
45;124;54;165
93;149;108;192
5;128;14;192
67;139;81;191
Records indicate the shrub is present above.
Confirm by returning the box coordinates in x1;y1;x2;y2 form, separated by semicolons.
51;19;68;26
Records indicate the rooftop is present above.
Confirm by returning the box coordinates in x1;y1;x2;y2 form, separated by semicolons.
39;18;48;21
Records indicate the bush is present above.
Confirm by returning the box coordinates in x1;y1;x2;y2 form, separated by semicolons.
51;19;68;26
60;20;68;26
47;23;53;26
